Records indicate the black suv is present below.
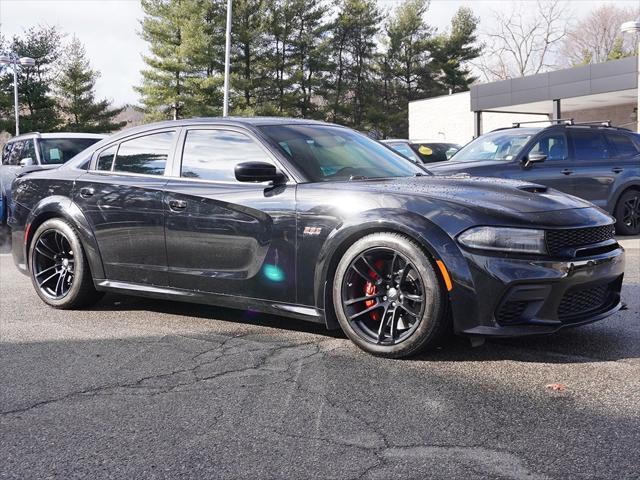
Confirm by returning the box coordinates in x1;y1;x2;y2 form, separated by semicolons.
429;122;640;235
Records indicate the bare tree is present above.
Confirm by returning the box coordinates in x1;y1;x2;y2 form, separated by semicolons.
560;4;640;66
475;0;570;81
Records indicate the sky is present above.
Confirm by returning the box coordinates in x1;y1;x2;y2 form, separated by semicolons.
1;0;638;107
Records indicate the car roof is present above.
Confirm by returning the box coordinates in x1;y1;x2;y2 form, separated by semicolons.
8;132;108;142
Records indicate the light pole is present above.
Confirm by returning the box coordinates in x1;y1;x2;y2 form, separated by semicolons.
222;0;232;117
0;53;36;136
620;19;640;132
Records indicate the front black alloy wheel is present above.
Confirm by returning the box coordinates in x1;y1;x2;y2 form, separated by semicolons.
615;190;640;236
29;218;103;309
333;232;447;358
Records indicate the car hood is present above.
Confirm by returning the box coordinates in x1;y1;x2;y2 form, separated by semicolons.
427;159;508;174
346;175;593;214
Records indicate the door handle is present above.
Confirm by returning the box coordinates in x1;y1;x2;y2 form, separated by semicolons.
561;169;574;176
168;199;187;211
79;187;95;198
612;167;624;174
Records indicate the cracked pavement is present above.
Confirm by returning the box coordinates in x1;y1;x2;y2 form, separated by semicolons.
0;238;639;479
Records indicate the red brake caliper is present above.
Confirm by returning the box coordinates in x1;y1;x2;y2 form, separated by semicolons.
363;260;385;321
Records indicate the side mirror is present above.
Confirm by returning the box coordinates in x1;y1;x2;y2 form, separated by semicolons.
235;161;285;183
522;153;546;168
19;157;34;167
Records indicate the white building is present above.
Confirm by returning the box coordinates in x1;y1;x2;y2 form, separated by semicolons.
409;56;638;145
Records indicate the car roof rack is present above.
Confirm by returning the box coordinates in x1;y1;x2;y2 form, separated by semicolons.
511;119;572;128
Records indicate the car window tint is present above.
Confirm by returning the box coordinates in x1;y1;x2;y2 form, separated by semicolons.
606;133;639;157
2;143;14;165
571;130;609;160
113;131;175;175
181;130;268;182
388;143;420;162
96;145;117;171
7;141;24;166
527;133;568;161
21;139;37;163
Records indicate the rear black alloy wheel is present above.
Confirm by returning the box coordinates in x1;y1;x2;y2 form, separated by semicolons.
29;218;103;309
615;190;640;235
333;232;447;358
32;229;75;300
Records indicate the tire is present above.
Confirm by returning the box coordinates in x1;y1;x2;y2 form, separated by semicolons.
332;232;448;358
614;189;640;236
29;218;103;309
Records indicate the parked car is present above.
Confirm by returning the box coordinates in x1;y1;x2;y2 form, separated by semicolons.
10;118;625;358
428;122;640;235
382;139;461;164
0;132;106;224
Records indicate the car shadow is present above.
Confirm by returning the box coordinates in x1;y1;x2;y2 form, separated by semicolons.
87;283;639;365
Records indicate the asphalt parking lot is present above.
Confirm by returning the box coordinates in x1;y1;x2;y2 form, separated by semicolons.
1;234;638;480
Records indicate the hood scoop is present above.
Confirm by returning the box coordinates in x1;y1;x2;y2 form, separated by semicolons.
518;185;548;194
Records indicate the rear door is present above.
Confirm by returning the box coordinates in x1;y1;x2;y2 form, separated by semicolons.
516;130;575;194
163;127;297;303
74;129;178;285
568;129;612;209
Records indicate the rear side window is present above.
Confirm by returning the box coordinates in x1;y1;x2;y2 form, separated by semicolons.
571;130;609;160
180;129;268;182
113;131;175;175
2;143;14;165
527;133;568;161
6;141;24;166
96;145;117;171
388;143;420;162
606;133;639;158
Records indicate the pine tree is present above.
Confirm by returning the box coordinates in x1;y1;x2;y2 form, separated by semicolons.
383;0;435;137
56;37;126;133
0;27;62;133
430;7;481;94
136;0;197;120
325;0;382;129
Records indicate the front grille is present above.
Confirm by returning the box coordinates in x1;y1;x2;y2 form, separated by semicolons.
546;224;615;256
558;283;612;321
496;300;528;325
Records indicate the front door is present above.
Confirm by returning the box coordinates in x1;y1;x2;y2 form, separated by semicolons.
164;127;297;303
516;131;576;195
74;130;178;285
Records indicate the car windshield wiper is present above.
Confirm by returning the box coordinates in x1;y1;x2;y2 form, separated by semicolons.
348;175;369;181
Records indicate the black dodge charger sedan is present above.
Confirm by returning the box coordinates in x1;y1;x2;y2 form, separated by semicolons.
9;118;625;358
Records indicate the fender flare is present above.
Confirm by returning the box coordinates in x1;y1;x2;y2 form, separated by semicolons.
313;208;477;332
25;196;105;279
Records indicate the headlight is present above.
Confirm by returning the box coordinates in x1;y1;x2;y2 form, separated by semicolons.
458;227;546;254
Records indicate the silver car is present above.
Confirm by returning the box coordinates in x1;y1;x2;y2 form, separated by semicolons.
0;132;106;224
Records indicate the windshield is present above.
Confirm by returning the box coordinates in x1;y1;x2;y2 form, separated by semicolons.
411;142;461;162
38;138;102;165
450;129;540;163
259;125;427;182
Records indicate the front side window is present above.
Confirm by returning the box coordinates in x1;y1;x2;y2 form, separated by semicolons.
113;131;175;175
526;133;568;161
606;133;639;158
571;130;609;160
450;129;540;163
259;125;424;181
96;145;117;171
21;139;37;164
38;138;101;165
181;130;269;182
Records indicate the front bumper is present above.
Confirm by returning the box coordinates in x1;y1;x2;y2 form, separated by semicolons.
457;246;625;337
